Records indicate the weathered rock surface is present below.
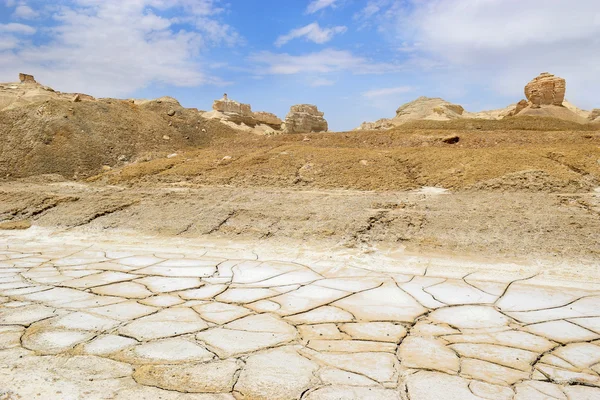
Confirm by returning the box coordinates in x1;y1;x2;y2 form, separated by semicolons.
203;95;283;133
525;72;566;107
254;111;283;126
589;108;600;122
19;73;37;83
357;97;467;130
213;97;252;117
283;104;328;133
0;74;98;112
507;99;529;117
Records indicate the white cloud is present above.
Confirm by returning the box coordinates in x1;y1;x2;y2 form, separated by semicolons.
275;22;346;47
13;5;39;19
310;78;335;87
354;0;391;22
0;36;19;51
0;0;240;97
363;0;600;108
362;86;412;98
306;0;338;14
250;48;401;75
0;23;36;34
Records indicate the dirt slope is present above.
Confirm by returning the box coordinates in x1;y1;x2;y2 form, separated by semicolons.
0;96;238;179
89;118;600;192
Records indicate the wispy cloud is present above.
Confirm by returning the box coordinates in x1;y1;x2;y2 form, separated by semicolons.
12;4;39;19
362;86;413;98
306;0;338;14
250;48;402;75
0;23;36;34
275;22;346;47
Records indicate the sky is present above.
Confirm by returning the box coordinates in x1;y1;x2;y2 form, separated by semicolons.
1;0;599;131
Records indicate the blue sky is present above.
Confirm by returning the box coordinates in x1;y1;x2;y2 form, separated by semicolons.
1;0;599;130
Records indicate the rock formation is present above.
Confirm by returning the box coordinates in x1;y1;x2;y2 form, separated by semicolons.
394;97;465;122
19;73;36;84
0;74;99;112
202;95;283;134
508;73;589;123
524;72;566;108
356;97;466;130
355;72;596;129
283;104;328;134
213;95;253;117
506;99;529;117
254;111;282;127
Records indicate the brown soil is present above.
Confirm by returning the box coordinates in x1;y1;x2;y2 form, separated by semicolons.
88;120;600;193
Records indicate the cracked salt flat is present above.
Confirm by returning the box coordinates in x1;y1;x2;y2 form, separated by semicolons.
1;234;600;399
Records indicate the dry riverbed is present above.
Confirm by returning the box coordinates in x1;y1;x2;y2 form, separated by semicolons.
0;229;599;399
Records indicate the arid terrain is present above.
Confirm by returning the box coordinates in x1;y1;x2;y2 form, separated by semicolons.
2;117;599;265
1;73;600;399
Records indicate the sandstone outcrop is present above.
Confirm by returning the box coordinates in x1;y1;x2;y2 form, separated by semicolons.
254;111;282;126
524;72;566;108
19;73;36;84
509;73;588;123
202;95;283;134
1;74;98;111
356;72;593;130
356;97;466;130
395;97;465;122
506;99;529;117
283;104;328;133
213;95;252;117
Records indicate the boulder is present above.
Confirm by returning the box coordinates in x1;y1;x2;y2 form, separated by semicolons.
524;72;566;108
283;104;328;134
588;109;600;122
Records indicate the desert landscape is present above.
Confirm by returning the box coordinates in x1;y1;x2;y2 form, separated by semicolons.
1;69;600;400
